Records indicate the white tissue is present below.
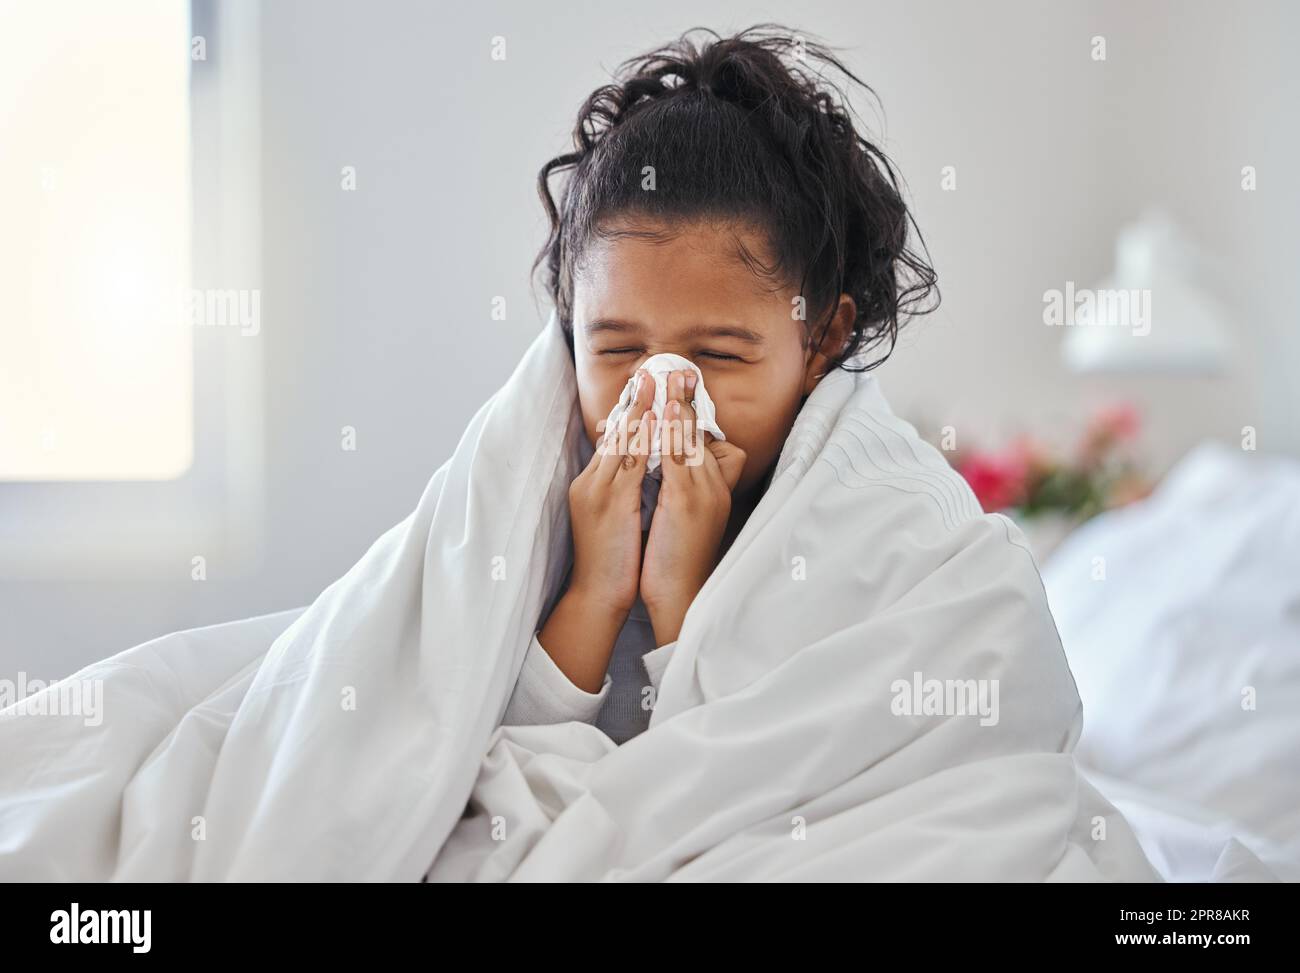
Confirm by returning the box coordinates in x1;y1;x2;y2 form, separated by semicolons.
600;353;726;478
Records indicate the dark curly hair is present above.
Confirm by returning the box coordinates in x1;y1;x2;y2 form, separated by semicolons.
532;23;939;373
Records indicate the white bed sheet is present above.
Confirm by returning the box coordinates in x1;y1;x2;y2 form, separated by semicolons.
1042;441;1300;881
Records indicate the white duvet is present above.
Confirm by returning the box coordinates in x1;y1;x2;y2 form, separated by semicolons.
1042;441;1300;881
1;310;1161;882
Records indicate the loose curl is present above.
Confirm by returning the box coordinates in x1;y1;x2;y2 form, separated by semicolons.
532;23;939;372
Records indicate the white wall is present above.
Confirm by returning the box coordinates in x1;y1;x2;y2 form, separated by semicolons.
873;0;1297;471
4;0;1295;680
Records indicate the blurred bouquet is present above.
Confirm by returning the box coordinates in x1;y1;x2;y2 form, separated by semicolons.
946;403;1154;521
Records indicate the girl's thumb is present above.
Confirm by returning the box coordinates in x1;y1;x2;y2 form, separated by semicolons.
706;438;747;491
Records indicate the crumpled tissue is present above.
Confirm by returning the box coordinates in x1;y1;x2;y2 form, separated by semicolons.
600;353;726;478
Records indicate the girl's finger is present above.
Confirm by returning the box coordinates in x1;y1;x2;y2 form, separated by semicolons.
673;371;701;478
615;408;655;487
705;438;746;492
658;398;693;491
625;367;655;459
596;370;652;481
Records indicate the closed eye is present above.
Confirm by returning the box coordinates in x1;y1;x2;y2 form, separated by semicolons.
597;348;741;362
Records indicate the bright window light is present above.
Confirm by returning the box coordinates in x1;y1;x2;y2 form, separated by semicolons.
0;0;193;480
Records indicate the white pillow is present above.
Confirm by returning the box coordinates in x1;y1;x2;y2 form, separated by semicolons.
1041;442;1300;859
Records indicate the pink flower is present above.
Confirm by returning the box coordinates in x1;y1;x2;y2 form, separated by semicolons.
958;451;1029;512
1079;402;1141;467
1004;434;1053;476
1090;403;1141;442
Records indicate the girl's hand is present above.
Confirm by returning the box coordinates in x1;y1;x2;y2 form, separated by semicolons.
566;369;657;617
640;369;746;645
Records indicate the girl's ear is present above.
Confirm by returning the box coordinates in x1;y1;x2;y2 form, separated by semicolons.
801;294;857;396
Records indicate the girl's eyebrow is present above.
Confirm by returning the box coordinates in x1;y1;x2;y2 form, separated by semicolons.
586;318;765;345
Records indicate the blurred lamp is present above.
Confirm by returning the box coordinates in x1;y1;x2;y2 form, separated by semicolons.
1061;211;1231;375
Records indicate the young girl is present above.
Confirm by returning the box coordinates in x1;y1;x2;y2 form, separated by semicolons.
502;23;937;743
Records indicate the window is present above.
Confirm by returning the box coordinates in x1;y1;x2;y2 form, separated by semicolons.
1;0;193;480
0;0;263;576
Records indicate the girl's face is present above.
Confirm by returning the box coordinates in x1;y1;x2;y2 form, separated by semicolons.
571;217;853;498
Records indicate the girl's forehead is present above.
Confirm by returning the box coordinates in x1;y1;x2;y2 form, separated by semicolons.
576;229;790;315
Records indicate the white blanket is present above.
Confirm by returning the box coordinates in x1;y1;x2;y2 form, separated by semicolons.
0;310;1159;882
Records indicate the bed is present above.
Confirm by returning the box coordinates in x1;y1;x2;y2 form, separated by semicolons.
1039;441;1300;882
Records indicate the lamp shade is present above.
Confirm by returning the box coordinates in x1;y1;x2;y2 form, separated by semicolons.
1061;212;1231;375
